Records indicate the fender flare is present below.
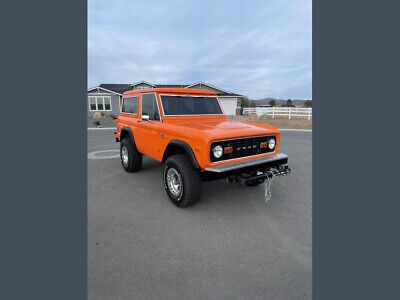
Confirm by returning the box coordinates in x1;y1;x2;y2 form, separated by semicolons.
162;140;200;169
120;127;135;143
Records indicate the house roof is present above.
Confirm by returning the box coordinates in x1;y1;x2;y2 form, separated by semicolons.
214;91;242;97
186;81;231;94
154;84;189;88
130;80;155;87
99;84;132;94
123;87;218;97
88;82;243;97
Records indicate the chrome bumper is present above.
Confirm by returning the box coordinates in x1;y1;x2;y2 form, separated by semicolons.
205;153;288;173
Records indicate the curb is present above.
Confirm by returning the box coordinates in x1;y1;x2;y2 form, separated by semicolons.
88;127;116;130
278;128;312;132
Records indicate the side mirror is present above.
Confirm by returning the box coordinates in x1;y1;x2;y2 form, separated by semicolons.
142;115;150;121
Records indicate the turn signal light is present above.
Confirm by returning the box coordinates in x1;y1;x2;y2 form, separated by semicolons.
260;142;268;149
224;146;233;154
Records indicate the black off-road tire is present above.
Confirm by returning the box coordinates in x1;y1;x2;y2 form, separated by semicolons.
163;154;202;208
120;138;142;172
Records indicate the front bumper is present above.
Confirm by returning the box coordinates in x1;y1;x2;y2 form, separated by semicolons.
202;153;289;181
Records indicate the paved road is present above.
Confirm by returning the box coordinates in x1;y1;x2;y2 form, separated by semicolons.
88;129;312;300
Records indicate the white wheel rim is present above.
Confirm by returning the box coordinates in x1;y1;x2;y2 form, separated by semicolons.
121;146;129;166
166;168;182;198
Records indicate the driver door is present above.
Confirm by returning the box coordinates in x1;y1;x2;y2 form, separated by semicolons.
134;92;163;159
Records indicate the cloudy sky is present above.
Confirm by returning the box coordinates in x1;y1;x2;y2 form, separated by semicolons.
88;0;311;99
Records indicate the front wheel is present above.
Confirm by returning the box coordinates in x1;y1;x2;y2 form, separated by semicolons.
163;154;202;208
120;138;142;172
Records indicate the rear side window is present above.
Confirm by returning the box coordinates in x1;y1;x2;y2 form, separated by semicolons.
141;93;160;121
122;97;138;114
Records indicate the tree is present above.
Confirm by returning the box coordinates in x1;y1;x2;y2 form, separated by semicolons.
239;96;249;108
304;100;312;108
269;100;276;107
286;99;293;107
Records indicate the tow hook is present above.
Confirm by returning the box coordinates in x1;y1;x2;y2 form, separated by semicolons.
263;165;291;202
226;164;291;202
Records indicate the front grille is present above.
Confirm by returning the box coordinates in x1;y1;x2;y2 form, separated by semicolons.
210;135;276;162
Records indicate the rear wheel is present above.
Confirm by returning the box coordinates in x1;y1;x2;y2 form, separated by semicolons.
163;154;202;207
120;138;142;172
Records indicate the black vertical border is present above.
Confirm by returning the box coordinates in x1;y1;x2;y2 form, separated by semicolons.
0;1;87;299
313;0;400;299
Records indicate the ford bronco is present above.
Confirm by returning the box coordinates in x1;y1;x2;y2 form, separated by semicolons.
114;88;290;207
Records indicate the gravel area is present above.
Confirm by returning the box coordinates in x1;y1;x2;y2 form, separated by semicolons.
232;115;312;130
88;116;117;128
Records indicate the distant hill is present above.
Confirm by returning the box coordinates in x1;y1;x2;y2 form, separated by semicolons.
248;98;310;106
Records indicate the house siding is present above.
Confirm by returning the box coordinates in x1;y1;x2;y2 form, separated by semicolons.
189;83;220;92
87;93;120;116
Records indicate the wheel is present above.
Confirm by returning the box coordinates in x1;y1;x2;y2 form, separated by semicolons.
163;154;202;207
245;179;265;186
120;138;142;172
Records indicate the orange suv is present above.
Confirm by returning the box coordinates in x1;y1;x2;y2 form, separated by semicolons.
114;88;290;207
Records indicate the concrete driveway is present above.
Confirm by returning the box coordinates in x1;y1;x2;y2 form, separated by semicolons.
88;129;312;300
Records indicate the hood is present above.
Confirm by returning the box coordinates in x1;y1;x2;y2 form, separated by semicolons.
175;120;278;140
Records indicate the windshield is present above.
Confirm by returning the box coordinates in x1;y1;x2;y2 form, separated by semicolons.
160;95;223;116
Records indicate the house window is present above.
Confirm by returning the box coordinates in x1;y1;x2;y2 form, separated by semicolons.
89;97;96;110
104;98;111;110
88;96;112;111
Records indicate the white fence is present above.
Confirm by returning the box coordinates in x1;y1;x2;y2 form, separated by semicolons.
242;107;312;120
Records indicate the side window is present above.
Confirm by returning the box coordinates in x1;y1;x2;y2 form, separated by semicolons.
122;97;138;114
141;93;160;121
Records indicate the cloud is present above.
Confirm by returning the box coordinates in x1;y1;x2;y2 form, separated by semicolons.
88;0;311;99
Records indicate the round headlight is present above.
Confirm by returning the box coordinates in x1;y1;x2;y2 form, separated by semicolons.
213;145;223;158
268;138;276;150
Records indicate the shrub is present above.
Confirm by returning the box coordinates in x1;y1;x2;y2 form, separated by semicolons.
303;100;312;108
93;112;102;119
